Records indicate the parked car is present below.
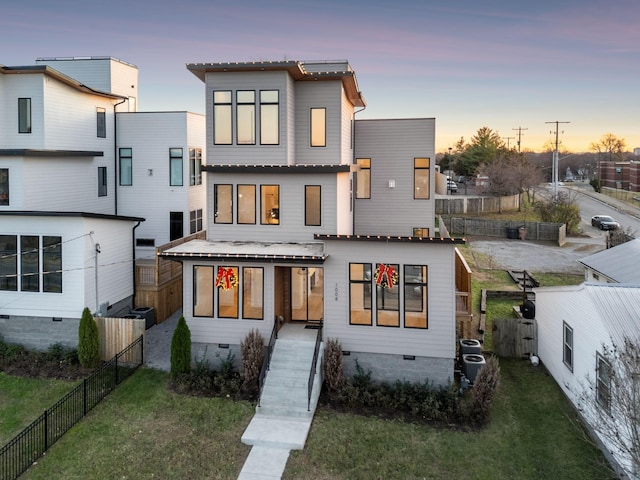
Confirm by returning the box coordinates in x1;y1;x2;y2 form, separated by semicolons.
447;180;458;193
591;215;620;230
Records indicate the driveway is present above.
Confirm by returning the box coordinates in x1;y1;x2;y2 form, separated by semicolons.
466;236;605;274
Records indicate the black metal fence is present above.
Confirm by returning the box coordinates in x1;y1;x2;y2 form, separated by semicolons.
0;335;144;480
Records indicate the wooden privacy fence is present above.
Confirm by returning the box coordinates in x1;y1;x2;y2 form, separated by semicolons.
436;194;520;215
493;316;537;358
95;316;145;361
443;217;566;245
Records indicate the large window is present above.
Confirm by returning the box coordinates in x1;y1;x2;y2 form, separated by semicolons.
356;158;371;199
0;169;8;205
236;91;255;145
217;266;239;318
189;209;203;234
214;184;233;224
189;148;202;186
305;185;321;226
0;235;17;291
193;266;214;317
414;157;430;199
563;322;573;371
169;212;183;241
310;108;326;147
376;263;400;327
213;91;232;145
243;267;264;319
260;90;279;145
596;352;611;412
20;236;39;292
98;167;107;197
119;148;132;186
404;265;428;329
238;185;256;224
170;148;183;186
18;98;31;134
349;263;372;325
42;236;62;293
97;107;106;138
260;185;280;225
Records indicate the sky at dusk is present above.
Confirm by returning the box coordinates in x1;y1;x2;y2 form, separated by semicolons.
2;0;639;152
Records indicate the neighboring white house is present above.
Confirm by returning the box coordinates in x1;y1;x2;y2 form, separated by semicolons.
160;59;461;385
535;282;640;479
0;57;206;349
578;238;640;284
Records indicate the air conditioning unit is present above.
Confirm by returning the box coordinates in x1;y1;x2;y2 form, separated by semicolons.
462;354;486;384
459;339;482;356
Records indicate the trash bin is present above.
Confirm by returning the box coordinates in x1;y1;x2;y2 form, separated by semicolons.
518;226;527;240
131;307;156;330
506;227;518;239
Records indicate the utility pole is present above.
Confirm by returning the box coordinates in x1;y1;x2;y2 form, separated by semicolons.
512;126;528;152
503;137;515;150
545;121;570;201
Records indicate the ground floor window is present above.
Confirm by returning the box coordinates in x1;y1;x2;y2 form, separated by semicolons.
349;263;372;325
563;322;573;371
596;352;611;412
376;263;400;327
0;234;61;293
190;209;203;234
0;168;9;205
193;265;264;320
404;265;428;328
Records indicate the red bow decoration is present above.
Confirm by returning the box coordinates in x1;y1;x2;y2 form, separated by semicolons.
374;263;398;288
216;267;238;290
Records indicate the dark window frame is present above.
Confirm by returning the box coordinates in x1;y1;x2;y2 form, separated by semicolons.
193;265;214;317
189;209;203;234
260;184;280;225
217;266;240;319
260;89;279;145
355;158;371;199
414;157;430;200
42;236;62;293
189;148;202;186
0;168;9;206
97;107;106;138
242;267;264;320
119;148;132;186
98;167;107;197
214;184;233;224
375;263;400;328
169;211;183;241
403;265;428;329
349;263;372;326
0;235;17;291
563;321;574;371
169;148;183;186
18;98;32;134
213;90;233;145
20;235;40;292
237;184;256;225
310;107;326;147
236;90;256;145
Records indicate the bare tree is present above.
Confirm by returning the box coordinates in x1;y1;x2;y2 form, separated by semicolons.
589;133;627;162
579;338;640;478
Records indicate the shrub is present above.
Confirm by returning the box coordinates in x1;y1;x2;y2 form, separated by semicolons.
468;355;501;424
78;307;100;368
240;329;263;388
323;338;345;391
219;351;236;380
170;315;191;378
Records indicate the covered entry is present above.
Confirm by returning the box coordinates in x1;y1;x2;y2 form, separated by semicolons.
274;266;323;325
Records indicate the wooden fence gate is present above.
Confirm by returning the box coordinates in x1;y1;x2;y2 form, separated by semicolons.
493;316;537;358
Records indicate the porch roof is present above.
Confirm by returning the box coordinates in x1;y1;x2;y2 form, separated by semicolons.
315;234;466;244
159;239;327;264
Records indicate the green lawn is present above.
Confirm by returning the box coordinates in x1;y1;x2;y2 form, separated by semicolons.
1;363;612;480
0;373;77;445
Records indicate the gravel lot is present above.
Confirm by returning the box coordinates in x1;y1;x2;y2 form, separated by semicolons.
466;236;605;274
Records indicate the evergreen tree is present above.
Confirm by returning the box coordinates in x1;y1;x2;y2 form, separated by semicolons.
78;307;100;368
171;315;191;378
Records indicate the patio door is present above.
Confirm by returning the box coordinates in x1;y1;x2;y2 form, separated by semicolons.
274;266;323;324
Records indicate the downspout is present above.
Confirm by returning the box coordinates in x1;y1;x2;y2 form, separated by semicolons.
132;220;142;307
113;97;127;215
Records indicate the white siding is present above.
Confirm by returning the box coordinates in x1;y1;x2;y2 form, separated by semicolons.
354;118;436;236
206;171;339;243
0;74;45;149
323;241;456;358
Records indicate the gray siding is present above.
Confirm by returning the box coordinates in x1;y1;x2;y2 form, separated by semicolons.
354;118;436;236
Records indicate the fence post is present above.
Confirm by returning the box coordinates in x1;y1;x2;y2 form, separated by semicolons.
140;335;144;366
83;378;87;416
115;352;119;385
43;410;48;451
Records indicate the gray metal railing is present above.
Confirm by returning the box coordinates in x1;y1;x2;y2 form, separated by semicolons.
307;322;323;411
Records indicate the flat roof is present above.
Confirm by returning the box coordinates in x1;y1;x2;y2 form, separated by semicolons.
0;149;103;158
159;239;327;264
0;211;144;222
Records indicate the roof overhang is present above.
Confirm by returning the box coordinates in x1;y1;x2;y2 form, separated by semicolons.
159;239;327;264
0;149;104;158
202;164;352;174
315;234;466;245
0;211;144;222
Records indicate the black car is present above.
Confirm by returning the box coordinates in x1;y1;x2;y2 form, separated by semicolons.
591;215;620;230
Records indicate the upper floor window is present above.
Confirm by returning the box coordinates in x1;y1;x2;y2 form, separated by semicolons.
236;91;255;145
119;148;132;186
310;108;326;147
305;185;321;226
98;167;107;197
563;322;573;371
356;158;371;199
214;184;233;224
97;107;106;138
260;90;279;145
190;209;203;234
0;169;9;206
414;158;430;199
189;148;202;186
18;98;32;134
213;90;232;145
237;184;256;224
260;185;280;225
169;148;183;186
169;211;183;241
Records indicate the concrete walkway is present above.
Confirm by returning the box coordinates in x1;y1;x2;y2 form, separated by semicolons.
143;309;181;371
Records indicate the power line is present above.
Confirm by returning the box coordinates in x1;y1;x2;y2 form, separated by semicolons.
503;137;515;149
545;121;570;200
